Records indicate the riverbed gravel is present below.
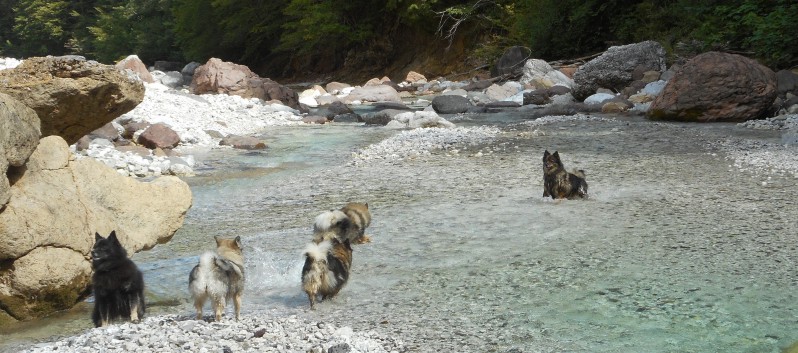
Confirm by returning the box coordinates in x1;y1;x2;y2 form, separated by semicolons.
19;314;404;353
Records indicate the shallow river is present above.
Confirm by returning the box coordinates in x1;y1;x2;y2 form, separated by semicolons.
3;112;798;353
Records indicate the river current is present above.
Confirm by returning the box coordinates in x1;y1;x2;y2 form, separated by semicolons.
3;112;797;353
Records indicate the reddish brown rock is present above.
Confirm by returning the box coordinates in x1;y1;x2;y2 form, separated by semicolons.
89;122;120;141
190;58;299;109
137;123;180;149
115;55;154;83
648;52;777;122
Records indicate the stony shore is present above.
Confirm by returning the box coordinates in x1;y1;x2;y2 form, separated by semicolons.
18;314;404;353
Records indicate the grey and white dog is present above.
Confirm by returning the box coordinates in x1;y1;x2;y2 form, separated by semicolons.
188;236;244;321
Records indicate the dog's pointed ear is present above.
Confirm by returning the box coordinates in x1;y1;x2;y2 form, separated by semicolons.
234;236;242;248
543;150;550;157
108;230;118;242
364;203;369;209
214;236;222;246
95;232;103;241
552;151;560;161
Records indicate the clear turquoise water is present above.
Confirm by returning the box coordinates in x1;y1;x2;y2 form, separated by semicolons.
4;114;798;353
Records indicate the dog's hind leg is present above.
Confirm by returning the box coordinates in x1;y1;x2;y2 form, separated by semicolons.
91;304;103;327
99;308;110;327
213;296;225;321
130;299;140;323
306;292;316;310
193;294;207;320
130;294;145;323
233;293;242;320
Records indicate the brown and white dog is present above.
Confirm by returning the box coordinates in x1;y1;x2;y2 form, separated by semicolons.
303;210;354;309
339;202;372;244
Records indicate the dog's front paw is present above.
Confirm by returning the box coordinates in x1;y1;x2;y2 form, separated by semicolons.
354;235;372;244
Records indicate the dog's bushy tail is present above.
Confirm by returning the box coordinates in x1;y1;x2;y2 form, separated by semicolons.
571;169;586;178
303;241;332;262
313;210;350;243
302;240;335;300
198;251;217;270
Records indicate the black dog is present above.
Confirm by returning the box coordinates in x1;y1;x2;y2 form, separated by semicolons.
543;150;588;199
91;230;146;327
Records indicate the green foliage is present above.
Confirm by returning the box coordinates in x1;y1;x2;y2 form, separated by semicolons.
2;0;796;74
746;3;798;68
0;0;18;56
83;0;181;64
279;0;383;55
11;0;71;56
696;0;798;68
511;0;641;60
88;5;136;63
172;0;221;62
212;0;287;64
172;0;288;66
508;0;797;68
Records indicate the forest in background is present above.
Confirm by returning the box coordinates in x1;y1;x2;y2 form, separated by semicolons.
0;0;796;81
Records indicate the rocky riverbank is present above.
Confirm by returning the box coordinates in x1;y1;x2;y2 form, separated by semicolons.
18;314;404;353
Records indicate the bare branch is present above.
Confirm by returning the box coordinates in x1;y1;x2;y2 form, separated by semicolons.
434;0;495;49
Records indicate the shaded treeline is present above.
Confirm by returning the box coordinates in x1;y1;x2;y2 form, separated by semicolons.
0;0;795;80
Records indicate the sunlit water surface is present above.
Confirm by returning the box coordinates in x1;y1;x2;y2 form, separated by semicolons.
3;114;797;353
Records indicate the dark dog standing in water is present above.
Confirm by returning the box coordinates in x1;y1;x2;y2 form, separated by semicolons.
91;231;146;327
543;150;589;199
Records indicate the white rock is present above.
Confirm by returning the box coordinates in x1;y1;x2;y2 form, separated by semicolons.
584;93;616;104
520;59;574;88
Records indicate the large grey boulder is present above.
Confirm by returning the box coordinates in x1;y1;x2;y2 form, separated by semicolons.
342;85;402;104
431;95;471;114
776;70;798;97
572;41;666;101
492;46;531;77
